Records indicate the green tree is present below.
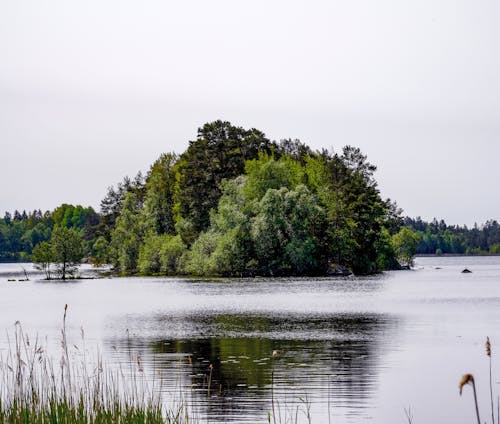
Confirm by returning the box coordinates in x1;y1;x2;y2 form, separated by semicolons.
92;236;110;265
142;153;177;235
244;154;303;203
251;185;327;275
31;241;53;279
183;231;219;276
99;172;146;241
392;227;419;268
51;227;84;279
139;233;187;275
314;148;390;274
174;121;273;242
110;192;146;273
374;228;400;270
159;235;187;274
183;176;252;276
138;234;164;274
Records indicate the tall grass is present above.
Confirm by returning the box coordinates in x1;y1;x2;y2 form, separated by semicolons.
0;306;191;423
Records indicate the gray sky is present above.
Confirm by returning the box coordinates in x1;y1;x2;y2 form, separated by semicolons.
1;0;499;226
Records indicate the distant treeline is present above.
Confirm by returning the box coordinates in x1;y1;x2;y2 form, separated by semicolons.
0;206;99;262
403;217;500;255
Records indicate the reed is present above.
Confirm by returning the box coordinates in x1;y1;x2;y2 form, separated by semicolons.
459;373;481;424
486;337;495;424
271;349;278;424
0;307;191;424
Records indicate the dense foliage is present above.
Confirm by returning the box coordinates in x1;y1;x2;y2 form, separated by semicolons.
5;121;498;275
100;121;402;275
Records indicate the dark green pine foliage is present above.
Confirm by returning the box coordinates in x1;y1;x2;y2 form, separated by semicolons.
98;172;146;240
310;147;391;274
335;147;387;274
174;120;274;243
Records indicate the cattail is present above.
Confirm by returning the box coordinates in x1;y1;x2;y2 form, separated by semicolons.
487;337;495;424
459;374;474;395
459;373;481;424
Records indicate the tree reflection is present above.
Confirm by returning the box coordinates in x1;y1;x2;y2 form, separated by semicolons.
105;313;397;421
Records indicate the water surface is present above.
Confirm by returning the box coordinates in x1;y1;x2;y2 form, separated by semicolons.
0;257;499;423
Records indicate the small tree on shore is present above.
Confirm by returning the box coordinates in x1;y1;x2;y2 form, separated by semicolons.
31;241;53;279
51;227;84;279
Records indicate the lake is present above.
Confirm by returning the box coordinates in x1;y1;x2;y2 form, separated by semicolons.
1;256;499;423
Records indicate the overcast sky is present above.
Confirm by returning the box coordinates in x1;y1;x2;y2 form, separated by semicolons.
1;0;499;226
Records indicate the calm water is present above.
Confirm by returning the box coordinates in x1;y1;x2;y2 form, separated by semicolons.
1;257;499;423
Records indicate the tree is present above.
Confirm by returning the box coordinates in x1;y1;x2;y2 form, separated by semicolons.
51;227;84;279
392;227;419;268
138;234;187;275
183;231;219;276
206;177;253;275
304;150;392;274
174;120;273;241
142;153;177;235
99;172;146;240
31;241;53;279
251;185;327;275
92;236;110;265
110;192;146;273
244;154;303;203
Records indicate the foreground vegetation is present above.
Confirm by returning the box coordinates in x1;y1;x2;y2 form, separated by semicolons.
0;308;190;424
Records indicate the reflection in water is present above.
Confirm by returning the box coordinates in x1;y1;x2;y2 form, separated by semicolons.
105;313;398;423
